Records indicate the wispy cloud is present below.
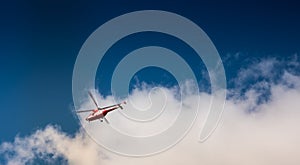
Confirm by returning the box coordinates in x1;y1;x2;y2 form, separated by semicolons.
0;126;107;165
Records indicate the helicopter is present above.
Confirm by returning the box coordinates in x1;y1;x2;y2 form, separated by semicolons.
76;92;126;123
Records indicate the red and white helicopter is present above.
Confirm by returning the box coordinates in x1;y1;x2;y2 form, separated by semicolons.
76;92;126;123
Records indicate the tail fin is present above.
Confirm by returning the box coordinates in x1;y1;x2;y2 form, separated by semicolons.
118;104;123;109
118;101;126;110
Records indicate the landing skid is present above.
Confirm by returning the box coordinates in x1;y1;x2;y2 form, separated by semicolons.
99;118;109;124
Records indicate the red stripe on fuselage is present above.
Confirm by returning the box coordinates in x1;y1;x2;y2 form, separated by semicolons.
102;107;118;116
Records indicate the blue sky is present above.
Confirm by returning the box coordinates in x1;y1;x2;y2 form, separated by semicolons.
0;0;300;164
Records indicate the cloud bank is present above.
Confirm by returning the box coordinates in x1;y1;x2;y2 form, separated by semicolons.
1;56;300;165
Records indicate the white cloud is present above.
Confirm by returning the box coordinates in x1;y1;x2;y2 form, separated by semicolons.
1;57;300;165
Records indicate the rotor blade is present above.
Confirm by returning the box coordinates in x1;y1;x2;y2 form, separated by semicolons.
104;117;110;124
76;109;94;113
98;101;126;110
88;91;99;108
99;104;119;110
